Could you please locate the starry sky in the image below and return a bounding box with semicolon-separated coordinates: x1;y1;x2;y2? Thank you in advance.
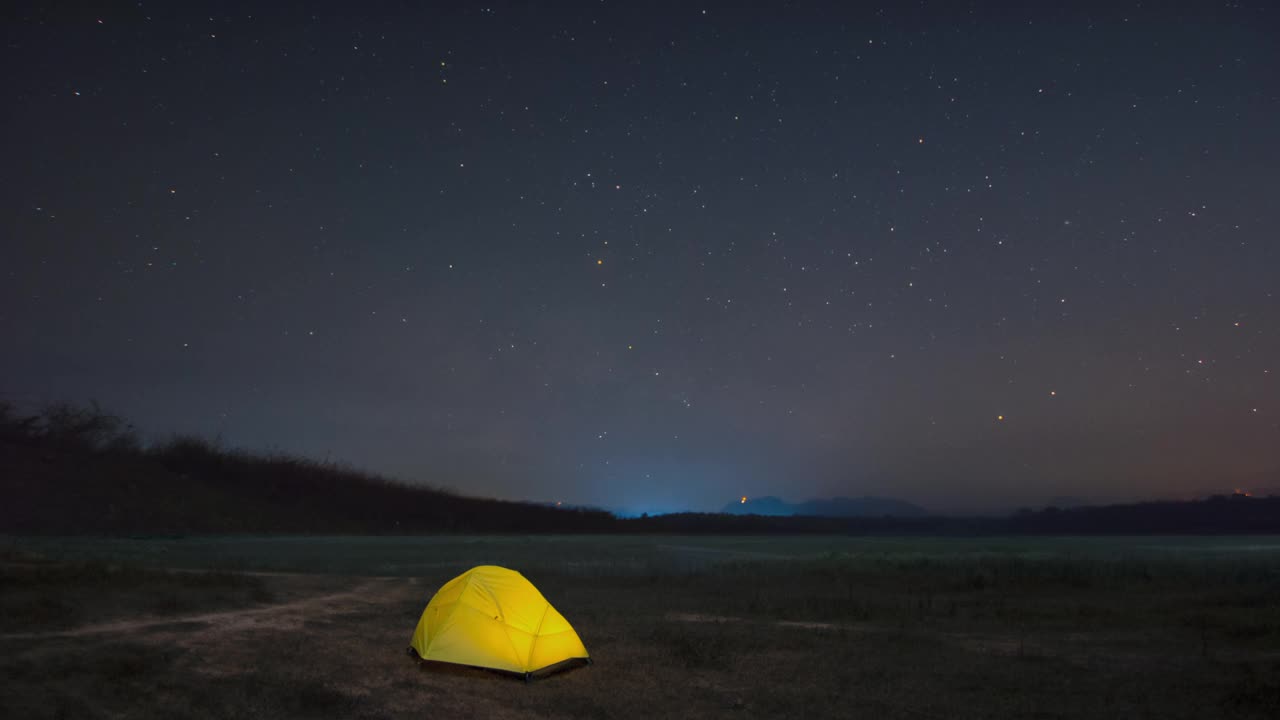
3;2;1278;514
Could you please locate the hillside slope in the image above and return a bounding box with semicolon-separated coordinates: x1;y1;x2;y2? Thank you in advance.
0;404;613;535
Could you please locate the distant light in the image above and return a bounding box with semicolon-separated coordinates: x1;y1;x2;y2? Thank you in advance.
740;496;747;504
997;415;1005;421
1049;390;1056;396
596;259;603;265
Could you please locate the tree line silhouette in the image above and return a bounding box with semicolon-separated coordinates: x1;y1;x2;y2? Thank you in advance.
3;402;1276;535
0;402;613;535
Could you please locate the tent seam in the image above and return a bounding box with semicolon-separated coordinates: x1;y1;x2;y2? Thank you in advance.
473;570;528;670
528;602;551;669
494;607;524;671
424;573;475;656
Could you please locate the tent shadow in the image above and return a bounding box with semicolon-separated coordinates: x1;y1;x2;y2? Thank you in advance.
408;650;591;684
528;656;592;682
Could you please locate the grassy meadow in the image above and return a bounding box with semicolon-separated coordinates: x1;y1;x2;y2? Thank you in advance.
2;535;1279;719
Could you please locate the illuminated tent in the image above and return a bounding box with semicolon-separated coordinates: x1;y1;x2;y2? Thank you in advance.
408;565;590;678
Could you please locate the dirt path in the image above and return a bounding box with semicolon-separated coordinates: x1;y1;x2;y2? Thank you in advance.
1;578;404;641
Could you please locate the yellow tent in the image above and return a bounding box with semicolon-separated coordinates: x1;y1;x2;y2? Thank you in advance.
408;565;590;678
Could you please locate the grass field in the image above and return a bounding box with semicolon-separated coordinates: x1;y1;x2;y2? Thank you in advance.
2;535;1279;718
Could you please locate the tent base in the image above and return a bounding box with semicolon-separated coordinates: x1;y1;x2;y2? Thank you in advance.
406;650;591;683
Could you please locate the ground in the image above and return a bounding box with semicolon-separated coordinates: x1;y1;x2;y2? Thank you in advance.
2;535;1279;719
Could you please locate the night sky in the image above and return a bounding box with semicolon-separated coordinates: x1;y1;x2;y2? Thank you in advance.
3;2;1278;514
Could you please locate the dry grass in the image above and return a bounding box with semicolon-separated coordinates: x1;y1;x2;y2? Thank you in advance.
0;548;275;633
1;537;1279;719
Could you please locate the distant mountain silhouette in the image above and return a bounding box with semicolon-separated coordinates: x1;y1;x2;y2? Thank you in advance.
1043;496;1091;509
722;495;927;518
